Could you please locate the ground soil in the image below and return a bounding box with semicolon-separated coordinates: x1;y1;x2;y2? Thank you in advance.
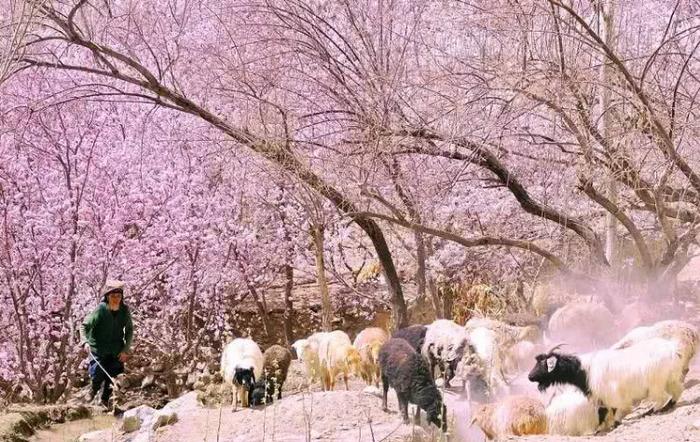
73;361;700;442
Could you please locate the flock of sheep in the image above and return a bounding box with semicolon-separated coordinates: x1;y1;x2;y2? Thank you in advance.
218;299;699;440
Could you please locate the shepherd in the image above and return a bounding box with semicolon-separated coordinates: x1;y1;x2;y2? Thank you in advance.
80;279;134;408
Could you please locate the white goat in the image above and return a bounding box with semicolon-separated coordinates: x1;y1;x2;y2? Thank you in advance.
528;338;685;429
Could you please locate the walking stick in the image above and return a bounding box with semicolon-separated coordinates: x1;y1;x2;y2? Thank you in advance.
88;351;120;392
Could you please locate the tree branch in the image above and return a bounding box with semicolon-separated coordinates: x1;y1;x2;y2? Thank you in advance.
577;178;653;269
348;210;577;275
388;129;609;266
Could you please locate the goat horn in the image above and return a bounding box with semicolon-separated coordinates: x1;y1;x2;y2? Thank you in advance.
547;343;567;354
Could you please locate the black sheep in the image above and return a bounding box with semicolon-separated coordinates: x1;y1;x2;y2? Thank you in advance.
249;345;292;406
392;325;427;353
379;338;447;431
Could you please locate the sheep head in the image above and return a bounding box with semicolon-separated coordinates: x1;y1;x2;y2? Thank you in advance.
346;346;363;376
425;392;448;432
249;379;271;407
527;346;589;395
470;403;496;439
233;367;256;390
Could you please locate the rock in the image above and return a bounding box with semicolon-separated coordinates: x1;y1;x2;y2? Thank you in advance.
152;409;178;430
141;375;155;389
131;431;152;442
152;362;166;372
120;405;155;433
78;429;110;441
163;392;199;413
689;419;700;431
186;372;198;389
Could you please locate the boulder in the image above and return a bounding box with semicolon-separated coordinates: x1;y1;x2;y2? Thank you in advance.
120;405;155;433
151;409;178;430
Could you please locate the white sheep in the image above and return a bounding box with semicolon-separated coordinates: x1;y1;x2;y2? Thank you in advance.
317;330;362;390
611;319;699;379
220;338;264;410
291;332;326;386
353;327;389;387
545;386;599;436
422;319;472;387
528;338;686;429
546;301;617;351
465;317;540;377
462;326;510;398
470;395;547;439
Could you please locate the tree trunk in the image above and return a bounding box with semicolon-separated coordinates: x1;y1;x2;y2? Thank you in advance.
415;231;427;301
427;277;443;319
312;224;333;332
441;285;455;320
283;263;294;346
231;244;272;336
600;0;618;266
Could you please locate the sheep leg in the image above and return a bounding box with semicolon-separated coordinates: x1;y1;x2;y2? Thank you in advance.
397;392;410;424
414;405;421;425
612;407;629;427
648;383;673;414
329;368;336;391
232;385;238;412
241;385;249;408
321;367;329;391
343;372;349;390
381;375;390;412
658;399;676;413
277;381;283;400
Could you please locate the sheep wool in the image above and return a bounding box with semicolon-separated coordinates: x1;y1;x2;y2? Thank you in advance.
392;325;427;353
422;319;471;387
471;395;547;440
546;386;599;436
379;338;447;431
611;320;699;378
353;327;389;386
317;330;361;391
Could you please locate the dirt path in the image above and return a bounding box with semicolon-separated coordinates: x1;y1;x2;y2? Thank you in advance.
149;383;447;442
30;414;115;442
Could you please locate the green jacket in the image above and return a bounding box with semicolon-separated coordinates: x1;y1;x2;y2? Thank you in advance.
81;302;134;357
